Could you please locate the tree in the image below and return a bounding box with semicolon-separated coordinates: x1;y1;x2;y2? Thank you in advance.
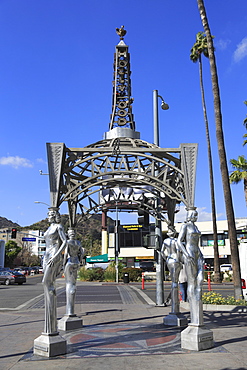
81;234;101;257
241;101;247;145
4;240;21;267
190;31;221;282
230;102;247;205
16;240;41;267
230;156;247;205
197;0;242;299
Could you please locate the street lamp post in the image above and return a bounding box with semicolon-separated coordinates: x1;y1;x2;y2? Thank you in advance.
34;201;50;207
153;89;169;306
115;202;119;283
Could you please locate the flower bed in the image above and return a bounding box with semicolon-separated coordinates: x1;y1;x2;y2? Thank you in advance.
202;291;246;306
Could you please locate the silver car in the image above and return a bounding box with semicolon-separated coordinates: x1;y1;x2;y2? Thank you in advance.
0;271;15;285
220;264;232;272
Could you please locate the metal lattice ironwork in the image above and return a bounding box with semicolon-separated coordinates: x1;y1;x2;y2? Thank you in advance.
47;139;197;227
46;27;198;227
109;38;135;131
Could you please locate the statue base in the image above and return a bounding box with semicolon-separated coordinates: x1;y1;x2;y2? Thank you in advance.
33;332;67;357
58;314;83;331
181;324;214;351
163;312;188;327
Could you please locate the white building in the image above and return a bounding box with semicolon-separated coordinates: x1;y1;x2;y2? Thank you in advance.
107;218;247;268
0;228;46;261
25;230;46;260
183;218;247;266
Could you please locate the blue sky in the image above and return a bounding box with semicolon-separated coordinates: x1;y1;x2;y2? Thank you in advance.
0;0;246;227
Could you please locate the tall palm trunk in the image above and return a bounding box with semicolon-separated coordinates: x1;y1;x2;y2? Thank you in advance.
198;54;221;282
244;177;247;206
197;0;242;298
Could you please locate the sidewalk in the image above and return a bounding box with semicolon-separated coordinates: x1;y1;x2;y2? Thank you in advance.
0;281;247;370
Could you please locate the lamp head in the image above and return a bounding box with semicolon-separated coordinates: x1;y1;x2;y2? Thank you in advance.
161;101;169;110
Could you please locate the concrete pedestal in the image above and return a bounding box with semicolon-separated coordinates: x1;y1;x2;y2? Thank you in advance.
58;314;83;331
163;313;188;327
181;324;214;351
33;332;67;357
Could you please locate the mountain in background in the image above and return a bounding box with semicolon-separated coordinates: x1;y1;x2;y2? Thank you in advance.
0;213;115;241
0;216;20;229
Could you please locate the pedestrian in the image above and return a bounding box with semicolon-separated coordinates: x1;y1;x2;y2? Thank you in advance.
179;264;188;302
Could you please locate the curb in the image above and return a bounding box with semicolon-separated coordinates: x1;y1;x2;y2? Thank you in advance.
180;301;247;312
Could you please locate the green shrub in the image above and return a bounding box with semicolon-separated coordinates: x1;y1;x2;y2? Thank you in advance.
223;271;233;282
202;291;246;305
104;263;117;282
77;266;89;281
204;271;225;282
122;267;142;282
77;266;104;281
103;261;125;282
87;267;104;281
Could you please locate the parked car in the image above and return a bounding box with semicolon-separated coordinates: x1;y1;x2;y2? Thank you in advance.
30;266;40;275
0;267;12;272
38;267;43;274
20;267;32;275
0;271;15;285
140;261;156;272
220;264;232;272
10;271;26;284
13;268;27;275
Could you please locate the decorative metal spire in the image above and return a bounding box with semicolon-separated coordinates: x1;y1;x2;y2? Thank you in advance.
109;27;135;131
116;25;127;40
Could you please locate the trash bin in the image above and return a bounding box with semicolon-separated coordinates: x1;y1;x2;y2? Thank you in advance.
123;272;129;284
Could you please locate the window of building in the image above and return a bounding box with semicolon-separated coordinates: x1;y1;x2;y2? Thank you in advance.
236;230;247;240
201;233;226;247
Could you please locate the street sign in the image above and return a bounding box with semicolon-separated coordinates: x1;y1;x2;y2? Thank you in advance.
22;237;36;242
86;254;108;263
122;224;143;231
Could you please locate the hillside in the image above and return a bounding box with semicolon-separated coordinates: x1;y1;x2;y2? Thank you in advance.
20;213;115;240
1;213;114;254
0;216;20;229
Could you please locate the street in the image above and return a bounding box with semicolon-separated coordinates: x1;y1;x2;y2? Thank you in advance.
137;282;235;304
0;274;44;310
0;274;235;310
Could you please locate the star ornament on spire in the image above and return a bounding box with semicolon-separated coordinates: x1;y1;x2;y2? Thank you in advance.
116;25;127;40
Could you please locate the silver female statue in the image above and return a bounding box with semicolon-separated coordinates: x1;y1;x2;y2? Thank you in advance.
64;228;84;316
161;226;182;313
42;208;67;334
177;208;204;326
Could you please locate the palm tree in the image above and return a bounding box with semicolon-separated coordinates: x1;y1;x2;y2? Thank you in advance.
197;0;243;299
244;101;247;128
242;101;247;145
190;32;221;283
230;156;247;206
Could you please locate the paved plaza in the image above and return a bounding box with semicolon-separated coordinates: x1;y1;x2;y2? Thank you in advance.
0;280;247;369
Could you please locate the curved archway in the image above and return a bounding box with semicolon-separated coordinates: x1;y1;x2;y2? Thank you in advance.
46;139;197;227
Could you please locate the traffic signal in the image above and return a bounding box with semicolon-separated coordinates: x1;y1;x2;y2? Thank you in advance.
11;228;17;239
138;210;149;228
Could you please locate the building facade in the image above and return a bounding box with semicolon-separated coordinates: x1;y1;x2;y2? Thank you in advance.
0;228;46;262
107;218;247;268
